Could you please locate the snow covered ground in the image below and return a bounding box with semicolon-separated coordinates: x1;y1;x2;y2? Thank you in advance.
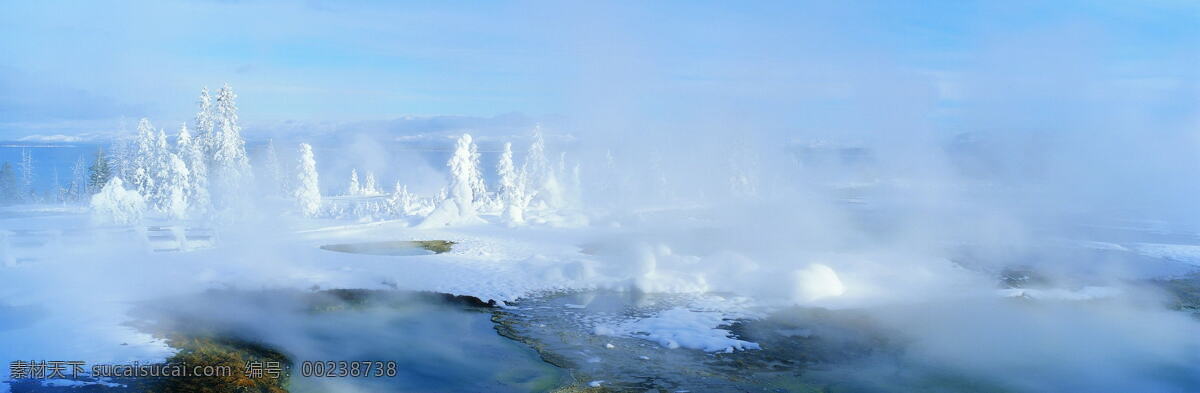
3;185;1200;392
3;0;1199;390
0;204;710;385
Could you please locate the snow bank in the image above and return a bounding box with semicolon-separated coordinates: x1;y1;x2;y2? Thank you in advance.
594;307;760;353
89;178;145;225
418;199;486;228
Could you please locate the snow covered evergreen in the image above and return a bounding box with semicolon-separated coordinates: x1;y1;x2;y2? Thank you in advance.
212;84;251;176
497;142;533;224
129;118;161;198
294;143;321;217
522;128;564;211
176;124;211;214
64;87;587;226
363;172;379;196
144;128;176;213
386;182;416;216
497;142;518;197
158;154;191;218
67;156;87;201
467;138;488;205
107;138;132;186
448;134;481;214
209;84;253;208
347;169;361;196
422;134;486;226
194;87;216;154
87;148;112;195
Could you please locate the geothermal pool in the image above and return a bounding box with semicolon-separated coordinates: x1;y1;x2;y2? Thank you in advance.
319;240;455;256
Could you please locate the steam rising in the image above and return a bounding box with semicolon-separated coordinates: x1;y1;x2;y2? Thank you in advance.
1;1;1198;391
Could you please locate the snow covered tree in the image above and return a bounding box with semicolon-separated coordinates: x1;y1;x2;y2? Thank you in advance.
447;133;481;215
363;172;379;196
129;118;161;198
212;84;250;173
123;120;192;216
497;142;533;224
107;138;133;184
67;156;87;201
176;124;210;214
347;169;361;196
87;148;112;194
421;134;485;227
293;143;321;217
90;177;145;225
18;149;33;201
497;142;518;196
467;139;487;204
385;181;401;215
209;84;253;207
194;87;216;155
523;128;549;183
152;129;175;211
156;128;170;156
146;127;174;213
158;153;190;218
387;181;418;216
522;128;563;210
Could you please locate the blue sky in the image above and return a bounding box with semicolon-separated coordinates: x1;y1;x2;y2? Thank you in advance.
0;0;1196;141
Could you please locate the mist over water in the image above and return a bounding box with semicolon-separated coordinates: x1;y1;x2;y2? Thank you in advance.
1;1;1198;392
130;290;563;393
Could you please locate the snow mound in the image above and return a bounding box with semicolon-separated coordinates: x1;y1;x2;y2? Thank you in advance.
594;307;760;353
89;178;145;225
418;200;486;228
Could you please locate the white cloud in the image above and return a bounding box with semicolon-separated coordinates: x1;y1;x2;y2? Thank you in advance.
17;134;84;143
